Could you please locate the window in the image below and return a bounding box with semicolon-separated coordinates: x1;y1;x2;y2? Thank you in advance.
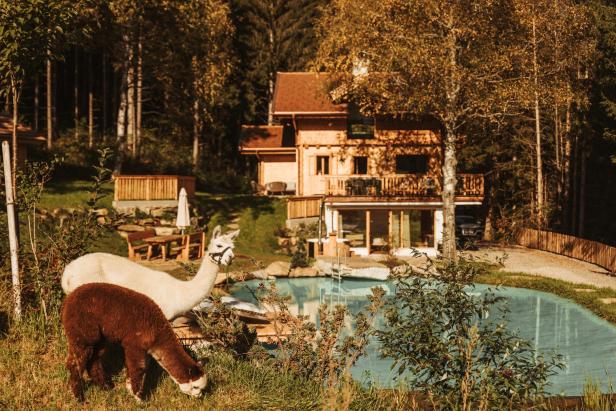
395;155;429;174
316;156;330;175
347;105;374;139
353;156;368;174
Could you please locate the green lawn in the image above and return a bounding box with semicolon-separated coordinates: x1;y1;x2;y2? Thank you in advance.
40;179;114;210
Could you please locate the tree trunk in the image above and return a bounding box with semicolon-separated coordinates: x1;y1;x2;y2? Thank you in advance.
442;122;458;260
88;53;94;148
102;51;107;136
10;76;19;190
115;36;130;174
267;26;274;125
33;73;39;131
532;16;544;227
571;133;579;231
578;143;586;237
193;97;200;169
74;47;79;140
46;58;52;149
136;29;143;157
127;36;136;157
562;97;572;229
554;103;561;212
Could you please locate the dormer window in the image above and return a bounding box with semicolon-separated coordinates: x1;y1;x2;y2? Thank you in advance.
347;104;374;139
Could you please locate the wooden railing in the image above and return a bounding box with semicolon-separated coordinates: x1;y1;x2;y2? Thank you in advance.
287;196;322;219
114;175;196;201
324;174;483;197
514;228;616;273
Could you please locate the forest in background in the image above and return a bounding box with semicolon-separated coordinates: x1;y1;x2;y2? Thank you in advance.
0;0;615;245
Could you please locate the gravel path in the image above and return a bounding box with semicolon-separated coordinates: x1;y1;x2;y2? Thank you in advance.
467;245;615;289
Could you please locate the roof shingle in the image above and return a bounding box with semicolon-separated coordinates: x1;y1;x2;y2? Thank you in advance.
272;72;347;115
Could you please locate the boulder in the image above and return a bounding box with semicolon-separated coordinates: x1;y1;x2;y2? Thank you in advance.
93;208;109;216
263;261;291;277
151;208;165;218
250;269;270;280
289;266;319;277
117;224;146;232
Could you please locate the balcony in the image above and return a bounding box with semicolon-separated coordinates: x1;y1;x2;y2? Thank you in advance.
324;174;483;198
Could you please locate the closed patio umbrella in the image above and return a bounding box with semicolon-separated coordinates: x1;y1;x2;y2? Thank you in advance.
176;188;191;233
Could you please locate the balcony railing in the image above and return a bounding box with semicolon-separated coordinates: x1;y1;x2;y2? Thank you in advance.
324;174;483;197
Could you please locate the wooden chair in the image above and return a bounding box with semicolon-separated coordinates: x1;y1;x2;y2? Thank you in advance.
174;231;206;261
126;229;156;260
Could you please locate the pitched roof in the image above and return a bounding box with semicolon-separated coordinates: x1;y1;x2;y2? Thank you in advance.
0;113;46;145
240;125;288;149
272;72;347;115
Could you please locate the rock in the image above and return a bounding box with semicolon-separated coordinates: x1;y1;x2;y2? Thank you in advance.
139;218;156;225
117;224;145;232
151;208;165;218
154;226;178;236
160;218;174;226
250;269;270;280
277;237;290;247
94;208;109;216
289;266;319;277
117;231;129;239
263;261;291;277
96;216;107;225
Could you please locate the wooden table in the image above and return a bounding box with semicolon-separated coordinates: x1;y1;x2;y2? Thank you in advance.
143;234;183;261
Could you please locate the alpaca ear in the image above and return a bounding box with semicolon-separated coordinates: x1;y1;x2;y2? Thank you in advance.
212;225;222;239
227;229;240;241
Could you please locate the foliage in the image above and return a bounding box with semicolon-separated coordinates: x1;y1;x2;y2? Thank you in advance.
251;282;384;390
378;258;563;409
2;149;114;329
290;236;309;268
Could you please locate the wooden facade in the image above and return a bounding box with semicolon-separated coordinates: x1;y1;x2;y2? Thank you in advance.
114;175;196;201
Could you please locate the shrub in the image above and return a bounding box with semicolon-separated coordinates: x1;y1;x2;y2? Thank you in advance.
377;257;563;410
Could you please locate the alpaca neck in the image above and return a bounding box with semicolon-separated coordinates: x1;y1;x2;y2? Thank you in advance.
150;337;199;384
176;253;220;310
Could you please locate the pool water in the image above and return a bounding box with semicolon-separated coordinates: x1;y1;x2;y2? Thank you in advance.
230;277;616;395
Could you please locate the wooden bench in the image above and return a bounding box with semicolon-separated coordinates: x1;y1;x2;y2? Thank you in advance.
172;231;206;261
126;229;156;260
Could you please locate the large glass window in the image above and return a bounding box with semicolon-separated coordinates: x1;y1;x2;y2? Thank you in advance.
392;209;434;248
395;155;429;174
316;156;330;175
339;210;366;247
353;156;368;174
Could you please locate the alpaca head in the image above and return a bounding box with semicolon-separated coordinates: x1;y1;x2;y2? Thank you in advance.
177;365;207;398
206;225;239;266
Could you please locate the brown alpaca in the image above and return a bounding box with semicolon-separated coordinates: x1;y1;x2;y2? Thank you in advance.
61;283;206;402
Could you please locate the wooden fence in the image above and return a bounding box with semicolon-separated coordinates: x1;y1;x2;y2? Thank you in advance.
287;196;322;219
114;175;196;201
514;228;616;273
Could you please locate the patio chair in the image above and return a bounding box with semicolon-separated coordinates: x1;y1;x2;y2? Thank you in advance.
173;231;206;260
265;181;287;195
250;180;266;195
126;229;156;260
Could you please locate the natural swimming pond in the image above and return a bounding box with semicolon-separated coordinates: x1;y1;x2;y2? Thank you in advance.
230;277;616;395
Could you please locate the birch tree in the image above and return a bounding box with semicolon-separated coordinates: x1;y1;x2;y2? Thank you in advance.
317;0;517;260
179;0;234;169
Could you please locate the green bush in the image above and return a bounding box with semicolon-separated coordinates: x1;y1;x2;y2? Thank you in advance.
377;258;563;410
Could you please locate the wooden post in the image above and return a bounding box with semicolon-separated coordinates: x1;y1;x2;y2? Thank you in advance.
2;141;21;320
366;210;371;254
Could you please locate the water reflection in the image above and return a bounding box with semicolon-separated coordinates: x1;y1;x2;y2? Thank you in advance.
230;278;616;395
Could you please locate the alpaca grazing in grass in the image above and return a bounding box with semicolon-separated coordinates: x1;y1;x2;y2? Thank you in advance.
62;283;207;402
61;226;239;319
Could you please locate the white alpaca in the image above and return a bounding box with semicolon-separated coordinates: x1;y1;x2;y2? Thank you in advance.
61;226;239;320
